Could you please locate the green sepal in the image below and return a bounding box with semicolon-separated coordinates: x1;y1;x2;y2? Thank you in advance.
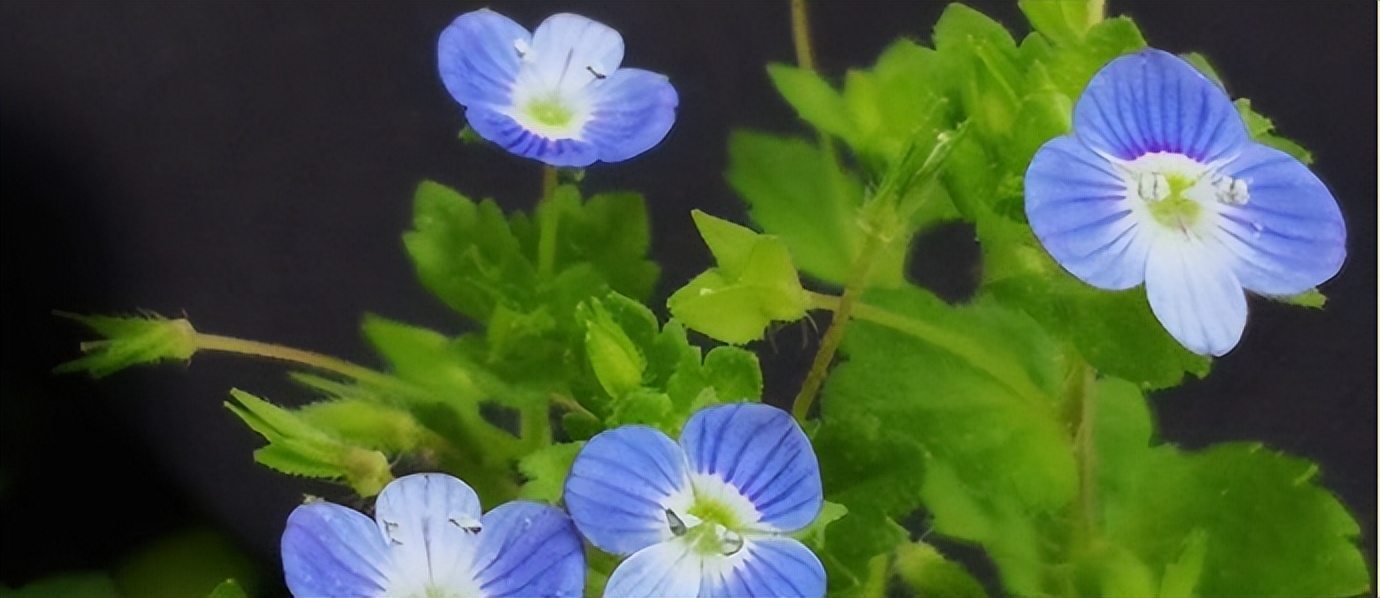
225;389;392;497
53;312;198;378
667;211;810;344
791;500;848;550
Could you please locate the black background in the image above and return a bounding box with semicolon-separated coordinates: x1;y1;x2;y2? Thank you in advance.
1;1;1374;596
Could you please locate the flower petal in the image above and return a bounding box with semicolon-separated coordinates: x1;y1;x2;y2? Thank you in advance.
1025;135;1153;290
583;68;678;163
466;104;600;167
1074;49;1247;162
1145;235;1248;356
437;9;530;109
603;539;702;598
527;13;625;96
680;403;822;533
702;537;826;598
373;473;483;594
1211;144;1347;296
281;501;391;598
469;501;585;598
565;425;692;555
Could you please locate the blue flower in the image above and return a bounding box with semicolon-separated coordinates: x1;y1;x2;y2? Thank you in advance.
1025;49;1346;356
565;403;826;597
437;10;678;168
281;473;584;597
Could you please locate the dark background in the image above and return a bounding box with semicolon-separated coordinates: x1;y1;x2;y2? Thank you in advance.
1;1;1373;596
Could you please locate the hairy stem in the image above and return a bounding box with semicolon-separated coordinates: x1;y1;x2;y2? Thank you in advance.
791;233;885;423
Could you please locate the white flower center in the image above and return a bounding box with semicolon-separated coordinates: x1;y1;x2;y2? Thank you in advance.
662;473;766;557
1116;151;1251;237
505;37;599;141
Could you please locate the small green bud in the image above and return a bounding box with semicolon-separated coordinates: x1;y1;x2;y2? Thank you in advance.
578;298;647;399
54;312;199;378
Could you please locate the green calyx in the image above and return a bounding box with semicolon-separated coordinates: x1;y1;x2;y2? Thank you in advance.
1145;173;1202;230
523;97;575;128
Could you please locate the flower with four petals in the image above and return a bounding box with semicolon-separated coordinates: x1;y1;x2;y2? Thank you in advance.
281;473;585;597
1024;49;1346;356
565;403;827;597
438;9;679;167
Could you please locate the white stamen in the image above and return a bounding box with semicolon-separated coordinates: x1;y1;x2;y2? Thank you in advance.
514;38;532;60
448;516;483;534
1213;175;1250;206
666;509;688;536
383;519;402;545
1137;172;1170;202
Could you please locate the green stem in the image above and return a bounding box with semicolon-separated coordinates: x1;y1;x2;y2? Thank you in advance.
195;334;398;389
1069;360;1098;541
537;165;560;279
192;332;522;461
790;0;817;72
791;233;886;424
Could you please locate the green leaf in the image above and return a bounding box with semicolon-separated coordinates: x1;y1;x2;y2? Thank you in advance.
1019;0;1103;45
114;528;259;598
1104;443;1370;597
701;346;762;403
792;500;848;549
932;4;1022;141
667;211;810;344
815;286;1073;593
895;541;989;598
814;507;907;597
767;64;853;140
607;388;674;433
517;442;583;503
403;182;657;327
53;312;198;378
726;132;870;286
404;181;535;322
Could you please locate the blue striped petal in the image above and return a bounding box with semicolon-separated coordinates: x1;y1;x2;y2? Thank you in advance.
1025;135;1152;290
372;473;483;594
603;539;702;598
584;68;679;163
527;13;625;96
565;425;692;555
1212;144;1347;296
1074;49;1248;163
702;537;826;598
471;501;585;597
466;105;600;167
437;9;529;109
1145;236;1248;356
281;501;391;598
679;404;822;533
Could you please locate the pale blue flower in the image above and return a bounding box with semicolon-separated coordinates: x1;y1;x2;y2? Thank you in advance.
438;9;678;167
281;473;584;597
565;403;826;597
1025;49;1346;356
